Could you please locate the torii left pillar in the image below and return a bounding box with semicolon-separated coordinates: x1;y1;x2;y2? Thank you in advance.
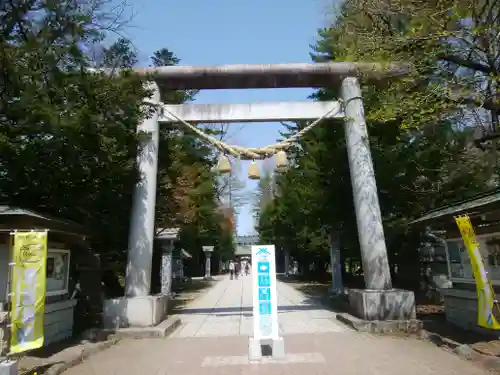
102;81;166;328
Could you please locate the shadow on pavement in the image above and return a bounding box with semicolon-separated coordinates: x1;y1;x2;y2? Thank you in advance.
170;278;216;313
277;274;349;312
179;304;327;315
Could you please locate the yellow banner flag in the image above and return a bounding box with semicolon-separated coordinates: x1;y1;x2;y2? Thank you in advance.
10;231;48;353
455;215;500;330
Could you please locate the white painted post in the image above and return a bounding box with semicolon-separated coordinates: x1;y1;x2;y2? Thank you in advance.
125;82;161;298
329;232;344;295
340;77;392;290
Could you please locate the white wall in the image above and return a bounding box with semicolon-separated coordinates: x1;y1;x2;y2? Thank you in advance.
44;299;77;345
447;233;500;282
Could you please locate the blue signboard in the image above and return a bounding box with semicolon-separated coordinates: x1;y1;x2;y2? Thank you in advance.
259;302;272;315
258;287;271;301
257;262;270;274
252;245;279;341
258;275;270;287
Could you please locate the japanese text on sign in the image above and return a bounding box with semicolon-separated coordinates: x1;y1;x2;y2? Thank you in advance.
251;245;279;340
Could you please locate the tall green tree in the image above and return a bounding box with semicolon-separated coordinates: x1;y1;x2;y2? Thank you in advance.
0;0;234;278
259;0;498;286
0;0;147;263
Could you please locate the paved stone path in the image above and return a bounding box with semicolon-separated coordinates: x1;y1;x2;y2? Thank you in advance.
170;273;348;337
63;275;490;375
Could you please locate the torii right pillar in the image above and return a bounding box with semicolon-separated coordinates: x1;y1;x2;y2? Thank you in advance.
340;77;417;330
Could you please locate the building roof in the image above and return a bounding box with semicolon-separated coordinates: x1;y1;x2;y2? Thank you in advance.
0;205;88;236
410;189;500;226
235;235;259;245
156;228;180;240
235;245;252;256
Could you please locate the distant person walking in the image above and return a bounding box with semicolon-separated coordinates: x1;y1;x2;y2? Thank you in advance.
229;261;235;280
245;262;250;276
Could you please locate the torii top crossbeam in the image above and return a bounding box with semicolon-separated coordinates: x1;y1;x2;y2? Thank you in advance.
133;62;409;90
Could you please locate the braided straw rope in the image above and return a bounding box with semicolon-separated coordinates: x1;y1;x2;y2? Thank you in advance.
161;101;343;160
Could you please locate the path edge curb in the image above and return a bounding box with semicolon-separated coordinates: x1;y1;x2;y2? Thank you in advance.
42;339;120;375
28;317;182;375
418;330;500;371
107;316;182;339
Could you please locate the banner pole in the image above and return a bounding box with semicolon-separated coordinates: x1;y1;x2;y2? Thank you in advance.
0;232;18;374
2;232;15;359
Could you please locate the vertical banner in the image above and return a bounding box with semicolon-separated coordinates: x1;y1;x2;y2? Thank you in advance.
10;231;48;353
251;245;279;340
455;215;500;330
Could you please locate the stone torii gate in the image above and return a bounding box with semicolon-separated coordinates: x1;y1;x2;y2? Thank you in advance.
103;62;417;329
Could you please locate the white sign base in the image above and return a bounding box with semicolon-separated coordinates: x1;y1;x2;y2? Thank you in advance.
248;337;285;361
248;244;285;360
0;359;18;375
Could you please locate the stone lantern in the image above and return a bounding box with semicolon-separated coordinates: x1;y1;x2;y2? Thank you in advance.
157;228;180;298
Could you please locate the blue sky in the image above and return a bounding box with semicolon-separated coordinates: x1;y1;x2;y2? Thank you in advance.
121;0;331;235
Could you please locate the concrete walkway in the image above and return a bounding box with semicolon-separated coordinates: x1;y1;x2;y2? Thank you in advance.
171;273;348;337
62;276;490;375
